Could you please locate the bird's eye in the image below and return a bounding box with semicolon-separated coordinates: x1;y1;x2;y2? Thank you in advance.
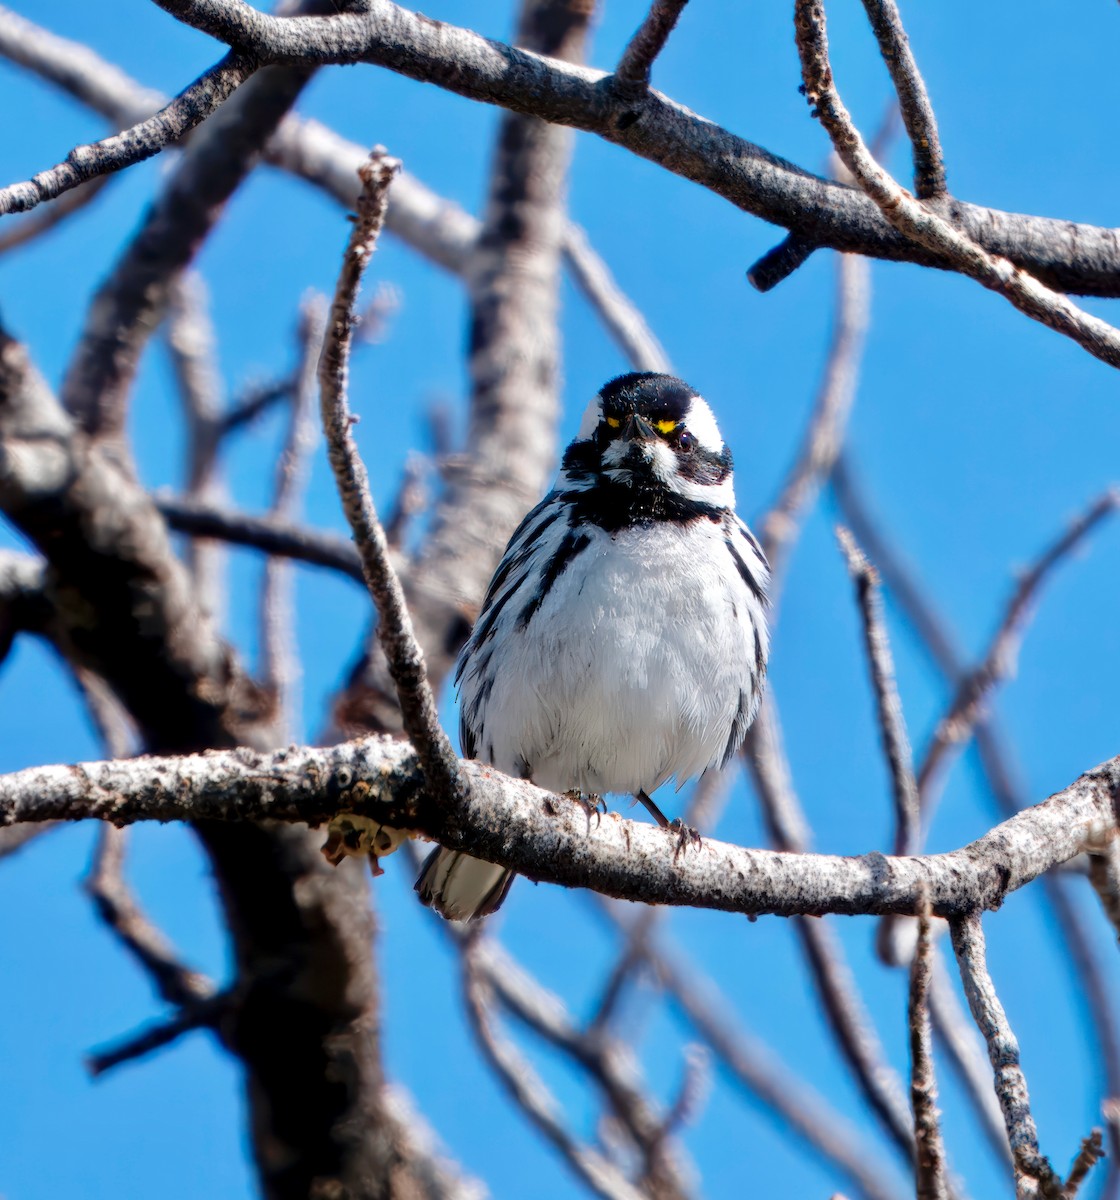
677;430;696;453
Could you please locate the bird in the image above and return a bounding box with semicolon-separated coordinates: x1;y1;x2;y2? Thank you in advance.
416;371;770;920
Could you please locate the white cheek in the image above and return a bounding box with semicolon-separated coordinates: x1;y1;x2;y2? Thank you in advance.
684;397;723;452
577;397;603;440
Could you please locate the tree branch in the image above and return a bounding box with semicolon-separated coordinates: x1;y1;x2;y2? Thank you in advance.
858;0;945;198
917;487;1119;805
9;1;1120;298
2;737;1117;919
614;0;688;91
319;149;462;807
948;912;1062;1196
909;904;949;1200
794;0;1120;370
0;52;256;216
156;495;367;583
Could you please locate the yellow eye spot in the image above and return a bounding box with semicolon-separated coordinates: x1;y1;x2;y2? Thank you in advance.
606;417;621;429
654;419;679;435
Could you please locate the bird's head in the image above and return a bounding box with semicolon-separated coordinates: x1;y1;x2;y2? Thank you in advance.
563;372;735;510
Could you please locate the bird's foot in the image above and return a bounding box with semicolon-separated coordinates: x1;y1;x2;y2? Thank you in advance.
668;817;702;860
564;790;606;827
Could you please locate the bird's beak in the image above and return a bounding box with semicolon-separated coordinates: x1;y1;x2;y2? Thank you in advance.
622;413;657;443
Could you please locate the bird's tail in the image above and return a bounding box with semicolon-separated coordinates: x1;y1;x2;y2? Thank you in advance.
415;847;515;921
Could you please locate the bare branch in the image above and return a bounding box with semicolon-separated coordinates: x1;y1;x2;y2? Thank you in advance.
563;223;672;373
857;0;945;198
1062;1130;1105;1199
615;0;689;91
909;904;949;1200
218;376;294;436
319;149;462;807
166;272;227;618
88;989;230;1077
461;942;647;1200
0;175;110;256
1088;836;1120;946
927;951;1011;1168
834;456;1120;1192
760;252;870;596
260;293;325;739
794;0;1120;370
332;0;590;737
59;39;325;439
156;495;366;583
917;488;1119;804
10;3;1120;301
948;912;1062;1196
466;935;693;1199
631;924;909;1200
5;737;1118;919
836;526;920;860
0;53;256;216
84;825;216;1008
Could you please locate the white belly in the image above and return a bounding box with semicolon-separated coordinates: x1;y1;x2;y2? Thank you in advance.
465;520;763;796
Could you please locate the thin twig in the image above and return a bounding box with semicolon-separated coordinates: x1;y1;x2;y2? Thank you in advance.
834;457;1120;1196
84;825;215;1010
87;990;230;1077
1063;1130;1105;1198
857;0;945;198
917;488;1119;805
1088;837;1120;946
0;53;256;216
260;293;326;740
219;376;295;436
167;272;227;618
471;935;693;1198
836;526;920;859
794;0;1120;370
563;223;671;373
318;149;461;803
759;251;870;600
627;919;909;1200
909;901;949;1200
928;950;1011;1167
461;943;647;1200
0;175;110;256
615;0;689;90
156;495;367;583
949;912;1062;1197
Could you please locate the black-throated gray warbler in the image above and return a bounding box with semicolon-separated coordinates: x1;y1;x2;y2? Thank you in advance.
416;372;770;920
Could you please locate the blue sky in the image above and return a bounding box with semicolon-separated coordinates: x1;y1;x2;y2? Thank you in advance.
1;1;1119;1198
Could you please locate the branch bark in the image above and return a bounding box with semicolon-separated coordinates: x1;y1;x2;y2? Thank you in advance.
8;1;1120;298
2;737;1117;920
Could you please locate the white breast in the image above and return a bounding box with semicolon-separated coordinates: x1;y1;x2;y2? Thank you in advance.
459;517;768;798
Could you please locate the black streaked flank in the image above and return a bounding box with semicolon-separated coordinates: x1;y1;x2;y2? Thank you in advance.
724;535;765;605
721;687;754;766
517;530;592;629
736;515;766;561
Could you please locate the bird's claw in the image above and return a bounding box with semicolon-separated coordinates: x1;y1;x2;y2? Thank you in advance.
669;818;702;860
565;790;606;828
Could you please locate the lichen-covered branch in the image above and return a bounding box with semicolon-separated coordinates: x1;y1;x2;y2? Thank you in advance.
1;736;1117;919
